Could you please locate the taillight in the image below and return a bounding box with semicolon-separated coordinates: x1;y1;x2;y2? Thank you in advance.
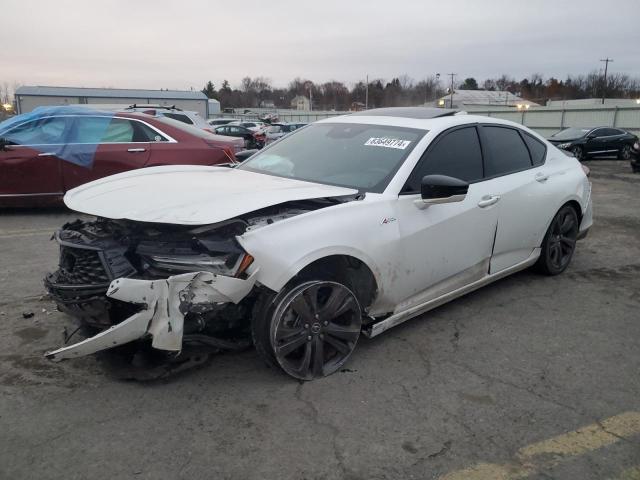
581;164;590;177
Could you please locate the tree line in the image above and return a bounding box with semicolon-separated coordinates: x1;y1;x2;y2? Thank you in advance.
202;72;640;110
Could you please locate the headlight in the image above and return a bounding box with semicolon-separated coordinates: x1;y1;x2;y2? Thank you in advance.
144;253;253;277
557;143;572;149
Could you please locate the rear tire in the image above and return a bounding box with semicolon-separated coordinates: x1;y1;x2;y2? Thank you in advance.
535;205;579;275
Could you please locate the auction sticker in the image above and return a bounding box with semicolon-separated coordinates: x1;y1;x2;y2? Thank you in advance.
364;138;411;149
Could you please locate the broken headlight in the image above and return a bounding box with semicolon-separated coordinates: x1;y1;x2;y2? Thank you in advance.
143;253;253;278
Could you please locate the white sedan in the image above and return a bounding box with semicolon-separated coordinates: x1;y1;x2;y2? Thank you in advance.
45;107;592;381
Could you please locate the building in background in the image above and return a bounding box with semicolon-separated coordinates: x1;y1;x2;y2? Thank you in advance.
15;86;209;117
435;90;538;110
290;95;311;111
207;98;221;116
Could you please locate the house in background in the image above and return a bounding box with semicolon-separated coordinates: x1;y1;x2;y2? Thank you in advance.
290;95;311;111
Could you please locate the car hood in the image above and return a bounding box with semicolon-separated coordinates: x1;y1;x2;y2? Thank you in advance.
63;165;358;225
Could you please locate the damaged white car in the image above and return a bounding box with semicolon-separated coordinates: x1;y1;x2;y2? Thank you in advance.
45;107;593;380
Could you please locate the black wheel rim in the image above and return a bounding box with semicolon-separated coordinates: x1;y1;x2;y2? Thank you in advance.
572;147;583;160
622;146;631;159
548;209;578;270
271;281;361;380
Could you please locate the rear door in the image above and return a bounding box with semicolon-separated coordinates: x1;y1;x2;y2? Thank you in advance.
478;125;552;273
62;116;151;190
0;116;69;197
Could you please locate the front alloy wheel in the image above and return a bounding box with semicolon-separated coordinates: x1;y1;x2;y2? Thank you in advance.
619;145;632;160
536;205;579;275
571;146;585;161
270;281;362;380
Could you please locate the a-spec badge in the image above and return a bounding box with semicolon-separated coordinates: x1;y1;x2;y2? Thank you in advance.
381;217;397;225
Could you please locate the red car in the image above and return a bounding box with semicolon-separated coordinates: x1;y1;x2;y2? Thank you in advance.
0;107;240;207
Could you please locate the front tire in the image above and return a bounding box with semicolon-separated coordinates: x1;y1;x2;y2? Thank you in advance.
252;280;362;380
571;146;585;161
535;205;579;275
619;144;632;160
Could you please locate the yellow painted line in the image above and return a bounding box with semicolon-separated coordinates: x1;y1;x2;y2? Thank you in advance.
439;412;640;480
518;411;640;460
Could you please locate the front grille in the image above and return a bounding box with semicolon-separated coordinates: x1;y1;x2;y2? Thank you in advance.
57;246;110;285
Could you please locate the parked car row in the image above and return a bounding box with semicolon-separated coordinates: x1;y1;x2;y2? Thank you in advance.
0;106;241;207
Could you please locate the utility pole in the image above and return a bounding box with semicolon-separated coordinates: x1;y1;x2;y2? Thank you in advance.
448;73;456;108
600;58;613;105
365;74;369;110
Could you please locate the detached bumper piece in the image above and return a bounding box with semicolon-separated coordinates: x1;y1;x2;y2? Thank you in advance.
45;270;258;361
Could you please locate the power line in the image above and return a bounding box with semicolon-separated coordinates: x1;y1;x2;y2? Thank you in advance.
447;73;456;108
600;58;613;105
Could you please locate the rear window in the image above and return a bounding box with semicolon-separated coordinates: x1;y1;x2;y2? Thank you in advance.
162;113;194;125
483;126;532;177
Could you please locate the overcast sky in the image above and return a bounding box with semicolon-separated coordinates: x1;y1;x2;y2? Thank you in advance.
2;0;638;91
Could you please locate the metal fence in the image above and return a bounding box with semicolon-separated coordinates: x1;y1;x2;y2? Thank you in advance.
212;106;640;138
466;106;640;137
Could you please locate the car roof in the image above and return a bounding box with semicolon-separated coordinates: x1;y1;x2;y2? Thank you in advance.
350;107;458;119
316;109;545;140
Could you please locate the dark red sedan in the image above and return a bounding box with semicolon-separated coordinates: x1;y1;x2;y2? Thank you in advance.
0;107;239;207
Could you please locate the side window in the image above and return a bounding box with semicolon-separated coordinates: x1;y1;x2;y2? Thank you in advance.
163;113;194;125
523;133;547;166
591;128;606;138
3;116;69;145
482;126;532;177
604;128;621;136
133;121;169;142
403;126;483;193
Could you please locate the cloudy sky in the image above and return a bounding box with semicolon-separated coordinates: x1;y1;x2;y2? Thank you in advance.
2;0;638;91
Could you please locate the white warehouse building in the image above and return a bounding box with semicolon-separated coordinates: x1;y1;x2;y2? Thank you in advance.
15;86;209;117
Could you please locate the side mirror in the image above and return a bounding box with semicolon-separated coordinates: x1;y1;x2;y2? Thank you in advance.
419;175;469;206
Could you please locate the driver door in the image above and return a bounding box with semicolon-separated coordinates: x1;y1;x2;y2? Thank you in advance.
391;126;499;313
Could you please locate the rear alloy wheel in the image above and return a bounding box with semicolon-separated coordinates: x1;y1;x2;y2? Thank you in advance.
535;205;579;275
619;144;632;160
269;281;362;381
571;146;585;161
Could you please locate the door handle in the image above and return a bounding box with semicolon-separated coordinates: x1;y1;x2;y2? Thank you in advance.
127;148;146;153
38;152;56;157
478;195;500;208
535;172;549;182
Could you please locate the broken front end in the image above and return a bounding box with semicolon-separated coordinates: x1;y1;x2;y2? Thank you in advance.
44;218;259;362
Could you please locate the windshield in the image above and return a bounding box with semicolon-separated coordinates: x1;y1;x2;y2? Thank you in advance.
551;127;591;140
238;123;426;192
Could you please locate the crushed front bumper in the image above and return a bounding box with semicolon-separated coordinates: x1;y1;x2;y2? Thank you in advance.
45;270;258;361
